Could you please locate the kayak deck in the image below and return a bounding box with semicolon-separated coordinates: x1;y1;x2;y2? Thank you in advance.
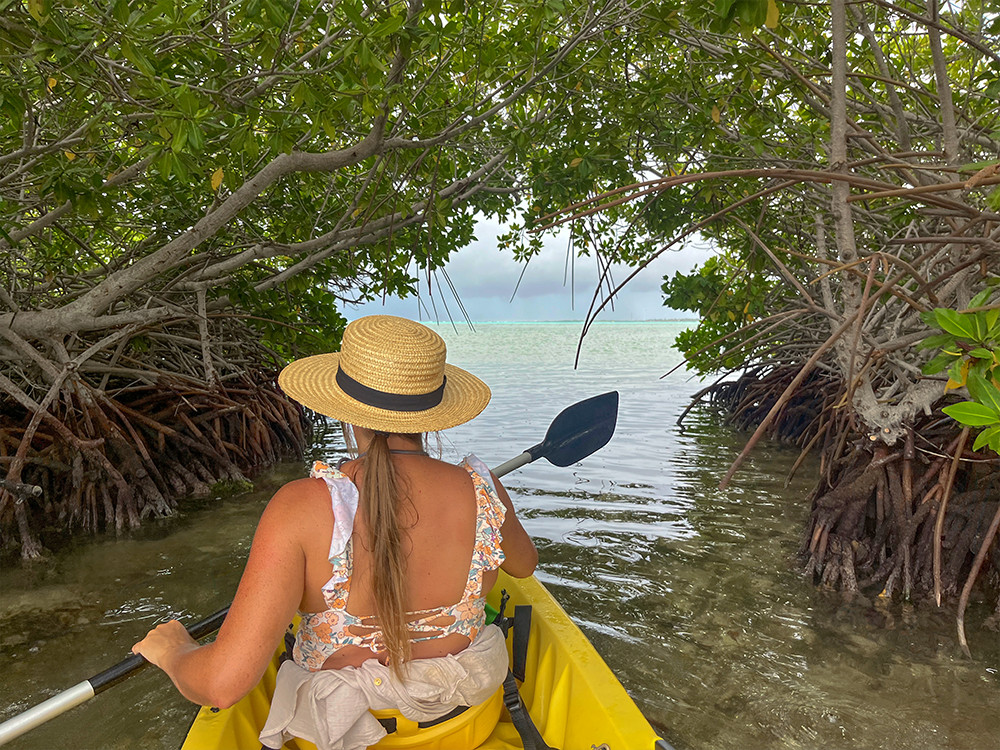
181;572;667;749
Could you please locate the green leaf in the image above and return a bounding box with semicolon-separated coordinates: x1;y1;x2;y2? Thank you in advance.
933;308;977;340
987;308;1000;334
27;0;49;22
122;41;156;76
290;80;307;108
157;150;173;178
948;358;966;386
245;133;259;161
263;0;288;27
968;347;995;360
715;0;737;16
172;152;190;181
988;432;1000;454
111;0;129;23
969;289;992;309
970;312;987;340
972;424;1000;452
372;13;405;38
341;0;366;30
958;159;1000;173
942;401;1000;427
187;123;204;152
736;0;767;25
171;121;189;153
976;424;1000;452
969;358;990;382
922;351;958;376
919;333;957;351
967;372;1000;413
989;186;1000;212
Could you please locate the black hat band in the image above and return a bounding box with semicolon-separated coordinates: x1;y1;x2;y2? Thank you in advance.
335;366;446;412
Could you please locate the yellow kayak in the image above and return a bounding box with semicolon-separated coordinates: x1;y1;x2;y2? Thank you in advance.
181;571;670;750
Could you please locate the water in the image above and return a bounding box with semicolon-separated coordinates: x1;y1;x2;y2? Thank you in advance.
2;321;1000;749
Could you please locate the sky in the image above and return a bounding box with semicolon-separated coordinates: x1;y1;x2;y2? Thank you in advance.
343;216;713;323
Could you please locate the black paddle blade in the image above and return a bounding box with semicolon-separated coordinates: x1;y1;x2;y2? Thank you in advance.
528;391;619;467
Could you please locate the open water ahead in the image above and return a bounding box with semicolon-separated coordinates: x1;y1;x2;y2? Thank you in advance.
2;322;1000;749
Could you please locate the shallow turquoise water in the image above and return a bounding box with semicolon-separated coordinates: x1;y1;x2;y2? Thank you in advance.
1;322;999;749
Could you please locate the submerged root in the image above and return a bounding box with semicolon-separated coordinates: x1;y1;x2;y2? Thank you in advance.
692;365;1000;645
0;372;309;559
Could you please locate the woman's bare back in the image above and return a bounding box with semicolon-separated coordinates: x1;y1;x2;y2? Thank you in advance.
297;454;500;669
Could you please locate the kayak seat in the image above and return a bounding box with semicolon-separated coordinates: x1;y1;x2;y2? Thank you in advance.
367;684;504;749
274;684;503;750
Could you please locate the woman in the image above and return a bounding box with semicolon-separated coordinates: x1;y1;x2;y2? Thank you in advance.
132;315;538;749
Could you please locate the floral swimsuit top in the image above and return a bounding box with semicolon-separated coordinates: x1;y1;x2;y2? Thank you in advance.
293;454;506;672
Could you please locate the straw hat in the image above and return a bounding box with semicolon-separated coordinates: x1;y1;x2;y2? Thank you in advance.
278;315;490;433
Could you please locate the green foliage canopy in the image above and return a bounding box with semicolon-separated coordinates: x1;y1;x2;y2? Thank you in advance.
527;0;1000;404
1;0;638;370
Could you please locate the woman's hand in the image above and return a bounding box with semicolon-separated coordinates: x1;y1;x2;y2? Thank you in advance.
132;620;198;669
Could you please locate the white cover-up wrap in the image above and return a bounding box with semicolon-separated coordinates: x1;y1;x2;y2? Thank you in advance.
259;625;508;750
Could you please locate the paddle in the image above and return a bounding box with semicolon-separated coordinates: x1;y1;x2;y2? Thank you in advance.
492;390;619;475
0;390;619;746
0;608;230;746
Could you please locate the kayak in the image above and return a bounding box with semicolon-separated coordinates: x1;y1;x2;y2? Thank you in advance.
180;570;671;750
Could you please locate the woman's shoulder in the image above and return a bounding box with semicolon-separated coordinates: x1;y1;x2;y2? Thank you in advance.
247;476;333;552
402;455;477;495
265;475;335;516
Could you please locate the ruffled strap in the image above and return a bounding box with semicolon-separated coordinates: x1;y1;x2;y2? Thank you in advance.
309;461;359;592
460;454;506;582
461;454;495;493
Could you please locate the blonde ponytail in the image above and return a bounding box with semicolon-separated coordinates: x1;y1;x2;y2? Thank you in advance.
359;431;423;675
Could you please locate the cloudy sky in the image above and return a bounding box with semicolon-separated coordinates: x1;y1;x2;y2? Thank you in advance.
344;217;713;323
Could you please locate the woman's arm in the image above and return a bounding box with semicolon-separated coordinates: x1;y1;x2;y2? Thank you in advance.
132;479;313;708
491;472;538;578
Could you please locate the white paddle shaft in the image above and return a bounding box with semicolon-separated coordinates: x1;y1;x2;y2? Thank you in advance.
0;681;94;745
